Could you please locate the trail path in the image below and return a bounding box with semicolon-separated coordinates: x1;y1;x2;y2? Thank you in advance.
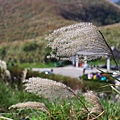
32;66;99;78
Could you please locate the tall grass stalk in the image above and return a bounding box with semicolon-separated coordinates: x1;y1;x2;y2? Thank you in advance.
110;85;120;94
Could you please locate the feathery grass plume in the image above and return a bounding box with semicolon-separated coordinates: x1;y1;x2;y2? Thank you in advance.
23;77;90;113
110;85;120;95
83;91;104;119
9;101;49;114
0;116;13;120
23;77;74;100
46;22;118;67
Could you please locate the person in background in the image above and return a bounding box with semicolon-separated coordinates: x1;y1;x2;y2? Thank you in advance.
88;73;93;79
96;72;101;79
83;61;88;75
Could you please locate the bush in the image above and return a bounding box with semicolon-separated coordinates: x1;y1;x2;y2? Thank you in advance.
6;66;24;89
81;73;113;93
39;72;82;90
23;42;39;52
0;81;41;109
26;69;41;79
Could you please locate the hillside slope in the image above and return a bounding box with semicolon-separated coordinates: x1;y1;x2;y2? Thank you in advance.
0;0;120;42
0;23;119;64
56;0;120;25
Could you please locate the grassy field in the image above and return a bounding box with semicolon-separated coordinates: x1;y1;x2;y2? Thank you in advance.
0;80;119;120
100;23;120;48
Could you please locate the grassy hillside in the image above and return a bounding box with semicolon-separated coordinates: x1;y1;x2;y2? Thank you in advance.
0;23;119;66
100;23;120;50
0;0;120;42
0;0;120;65
56;0;120;25
0;0;74;43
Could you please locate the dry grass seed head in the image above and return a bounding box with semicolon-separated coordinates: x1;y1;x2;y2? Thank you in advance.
23;77;74;101
83;91;104;115
9;101;49;114
46;22;114;62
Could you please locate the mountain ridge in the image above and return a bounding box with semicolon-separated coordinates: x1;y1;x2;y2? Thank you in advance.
0;0;120;43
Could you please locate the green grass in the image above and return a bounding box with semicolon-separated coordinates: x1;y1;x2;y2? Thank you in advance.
0;81;41;109
100;100;120;120
100;23;120;48
0;79;120;120
18;62;55;69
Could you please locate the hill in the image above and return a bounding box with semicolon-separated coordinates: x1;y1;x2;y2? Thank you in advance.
56;0;120;25
0;0;120;64
0;0;120;43
0;22;119;65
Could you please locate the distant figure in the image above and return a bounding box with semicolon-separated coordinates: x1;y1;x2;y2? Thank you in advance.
51;68;53;73
83;68;85;75
93;74;97;80
82;61;88;75
100;75;107;81
88;73;93;79
96;72;101;79
79;61;82;67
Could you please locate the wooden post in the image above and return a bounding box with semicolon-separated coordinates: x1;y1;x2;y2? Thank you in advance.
76;54;79;68
107;57;110;71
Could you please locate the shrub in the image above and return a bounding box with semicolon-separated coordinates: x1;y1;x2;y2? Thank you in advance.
0;81;41;109
26;69;41;79
23;42;39;52
39;72;82;90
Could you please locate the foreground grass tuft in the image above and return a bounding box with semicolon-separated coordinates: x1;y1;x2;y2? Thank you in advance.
0;80;120;120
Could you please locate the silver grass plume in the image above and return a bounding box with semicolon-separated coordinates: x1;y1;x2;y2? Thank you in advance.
23;77;90;113
46;22;118;67
83;91;104;118
23;77;74;100
0;116;13;120
9;101;49;114
23;77;105;118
